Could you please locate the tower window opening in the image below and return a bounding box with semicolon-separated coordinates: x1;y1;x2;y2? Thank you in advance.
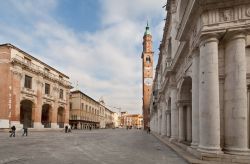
146;57;151;64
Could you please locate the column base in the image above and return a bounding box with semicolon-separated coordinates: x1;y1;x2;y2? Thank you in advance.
51;123;59;129
33;122;44;129
191;142;198;148
198;145;223;154
170;137;178;142
224;147;250;155
0;119;10;128
178;138;185;142
10;121;23;130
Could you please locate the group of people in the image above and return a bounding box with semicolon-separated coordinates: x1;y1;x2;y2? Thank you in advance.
9;126;28;137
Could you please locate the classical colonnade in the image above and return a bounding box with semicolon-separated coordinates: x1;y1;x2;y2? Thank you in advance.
150;32;250;155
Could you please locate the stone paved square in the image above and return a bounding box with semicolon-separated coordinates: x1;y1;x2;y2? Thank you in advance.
0;129;188;164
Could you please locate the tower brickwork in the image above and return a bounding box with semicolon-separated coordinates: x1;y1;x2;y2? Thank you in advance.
141;23;153;129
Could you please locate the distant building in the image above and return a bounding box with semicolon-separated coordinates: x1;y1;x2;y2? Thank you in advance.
99;99;114;128
112;112;119;128
0;43;72;129
120;113;143;129
69;90;115;129
69;90;100;129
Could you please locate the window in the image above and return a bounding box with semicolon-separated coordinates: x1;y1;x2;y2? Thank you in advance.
59;75;63;80
81;103;84;110
24;57;31;66
146;56;151;64
70;103;72;110
59;89;63;99
44;67;50;72
45;83;50;94
24;75;32;89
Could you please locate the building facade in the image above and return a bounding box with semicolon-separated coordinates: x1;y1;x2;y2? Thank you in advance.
141;23;154;130
69;90;100;129
120;113;143;129
69;90;115;129
0;43;71;129
99;100;114;129
150;0;250;162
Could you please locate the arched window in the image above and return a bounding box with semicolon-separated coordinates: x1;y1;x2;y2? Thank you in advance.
146;56;151;64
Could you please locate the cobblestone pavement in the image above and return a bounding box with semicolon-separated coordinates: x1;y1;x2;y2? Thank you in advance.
0;129;188;164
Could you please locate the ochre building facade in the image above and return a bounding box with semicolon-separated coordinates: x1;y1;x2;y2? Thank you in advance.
150;0;250;163
0;43;71;129
69;90;115;129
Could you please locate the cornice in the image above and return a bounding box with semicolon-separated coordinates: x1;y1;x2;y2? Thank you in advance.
170;42;186;71
176;0;197;41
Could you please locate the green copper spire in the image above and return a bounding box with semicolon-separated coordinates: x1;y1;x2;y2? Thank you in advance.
144;21;151;35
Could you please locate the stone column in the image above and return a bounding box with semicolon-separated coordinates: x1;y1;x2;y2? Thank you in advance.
191;49;199;147
34;79;43;128
178;105;185;142
153;114;156;132
155;114;157;132
51;104;59;128
187;105;192;142
161;105;167;136
158;108;161;134
166;112;171;137
170;88;178;140
224;33;249;154
198;35;221;153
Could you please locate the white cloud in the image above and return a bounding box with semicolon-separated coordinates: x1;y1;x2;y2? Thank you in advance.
0;0;166;114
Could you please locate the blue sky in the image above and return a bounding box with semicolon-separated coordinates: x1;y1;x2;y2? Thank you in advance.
0;0;166;114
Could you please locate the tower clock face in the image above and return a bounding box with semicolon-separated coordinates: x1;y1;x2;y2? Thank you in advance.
144;78;153;86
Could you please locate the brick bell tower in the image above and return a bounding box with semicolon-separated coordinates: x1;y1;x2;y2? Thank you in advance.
141;22;153;130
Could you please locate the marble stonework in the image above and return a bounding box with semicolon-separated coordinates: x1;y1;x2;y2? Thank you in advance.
150;0;250;163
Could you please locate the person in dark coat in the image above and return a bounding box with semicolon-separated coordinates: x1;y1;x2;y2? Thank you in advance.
65;125;68;133
22;127;28;136
147;127;151;134
9;125;16;137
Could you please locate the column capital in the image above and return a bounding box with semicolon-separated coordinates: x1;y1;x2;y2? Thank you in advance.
177;100;191;107
224;31;246;43
190;48;199;58
199;34;219;48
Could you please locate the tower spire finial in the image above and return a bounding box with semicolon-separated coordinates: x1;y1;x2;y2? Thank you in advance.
144;21;151;36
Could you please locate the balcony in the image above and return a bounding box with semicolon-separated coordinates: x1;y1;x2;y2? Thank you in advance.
43;94;55;101
58;98;66;104
21;87;36;97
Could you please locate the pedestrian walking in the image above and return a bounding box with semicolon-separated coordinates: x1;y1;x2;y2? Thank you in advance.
9;125;16;137
147;127;151;134
22;127;28;136
89;126;92;131
68;125;71;133
65;125;68;133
